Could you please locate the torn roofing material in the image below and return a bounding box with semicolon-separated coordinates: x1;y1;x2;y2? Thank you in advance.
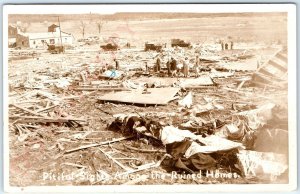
110;114;244;173
98;87;180;105
252;48;287;88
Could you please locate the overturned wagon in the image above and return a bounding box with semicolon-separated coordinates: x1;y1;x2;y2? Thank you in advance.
100;43;119;51
171;39;191;47
47;45;65;54
144;43;162;52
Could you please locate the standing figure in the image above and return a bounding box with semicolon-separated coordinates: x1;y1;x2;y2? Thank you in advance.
194;55;200;77
167;60;171;76
230;41;234;50
221;41;224;50
156;57;161;72
114;59;119;70
170;57;177;77
145;62;148;73
225;43;228;50
183;57;189;78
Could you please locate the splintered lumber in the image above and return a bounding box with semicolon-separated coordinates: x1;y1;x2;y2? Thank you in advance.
36;104;59;113
123;144;166;153
61;162;87;169
115;154;171;177
80;72;87;83
115;161;156;177
36;91;62;101
223;87;252;95
9;115;86;123
98;148;132;171
237;80;246;90
10;103;46;117
65;136;134;153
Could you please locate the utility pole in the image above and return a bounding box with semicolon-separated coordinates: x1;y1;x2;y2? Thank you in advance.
57;16;63;48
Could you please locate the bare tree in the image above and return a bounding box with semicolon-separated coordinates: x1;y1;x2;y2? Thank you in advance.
80;21;86;38
17;22;30;33
96;20;104;35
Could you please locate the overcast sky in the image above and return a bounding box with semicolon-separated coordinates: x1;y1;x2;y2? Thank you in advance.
3;4;294;14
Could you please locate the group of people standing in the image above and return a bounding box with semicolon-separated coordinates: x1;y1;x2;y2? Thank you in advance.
221;41;234;50
153;55;202;78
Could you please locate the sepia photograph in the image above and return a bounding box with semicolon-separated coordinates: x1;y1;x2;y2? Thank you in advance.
3;4;297;193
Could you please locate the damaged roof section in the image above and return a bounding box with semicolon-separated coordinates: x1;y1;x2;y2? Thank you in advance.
98;87;180;105
252;48;288;88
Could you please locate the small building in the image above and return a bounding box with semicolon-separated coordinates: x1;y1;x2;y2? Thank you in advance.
48;24;59;32
8;25;18;47
25;31;73;48
15;24;74;48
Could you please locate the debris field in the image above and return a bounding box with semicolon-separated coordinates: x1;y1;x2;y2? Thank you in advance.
8;38;288;186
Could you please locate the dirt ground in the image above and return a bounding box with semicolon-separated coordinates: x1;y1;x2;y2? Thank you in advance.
7;14;288;186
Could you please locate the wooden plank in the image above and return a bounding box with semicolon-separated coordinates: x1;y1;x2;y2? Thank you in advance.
179;76;214;87
269;59;287;72
36;104;59;113
184;86;216;89
123;144;166;153
98;87;180;105
115;154;170;177
11;104;46;117
115;162;156;177
275;52;288;63
98;148;132;171
36;91;61;101
74;87;130;91
9;115;86;123
65;136;134;153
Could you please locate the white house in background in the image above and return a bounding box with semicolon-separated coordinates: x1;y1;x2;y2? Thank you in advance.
16;24;74;48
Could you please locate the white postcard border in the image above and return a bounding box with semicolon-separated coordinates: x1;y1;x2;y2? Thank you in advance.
3;3;297;193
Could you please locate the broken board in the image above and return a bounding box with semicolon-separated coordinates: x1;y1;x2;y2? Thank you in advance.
131;76;214;88
179;75;214;87
98;87;180;105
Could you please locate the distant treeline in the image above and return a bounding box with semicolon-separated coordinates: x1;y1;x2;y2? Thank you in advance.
9;12;286;23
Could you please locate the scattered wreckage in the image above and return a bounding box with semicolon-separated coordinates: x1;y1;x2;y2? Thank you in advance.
8;40;288;186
